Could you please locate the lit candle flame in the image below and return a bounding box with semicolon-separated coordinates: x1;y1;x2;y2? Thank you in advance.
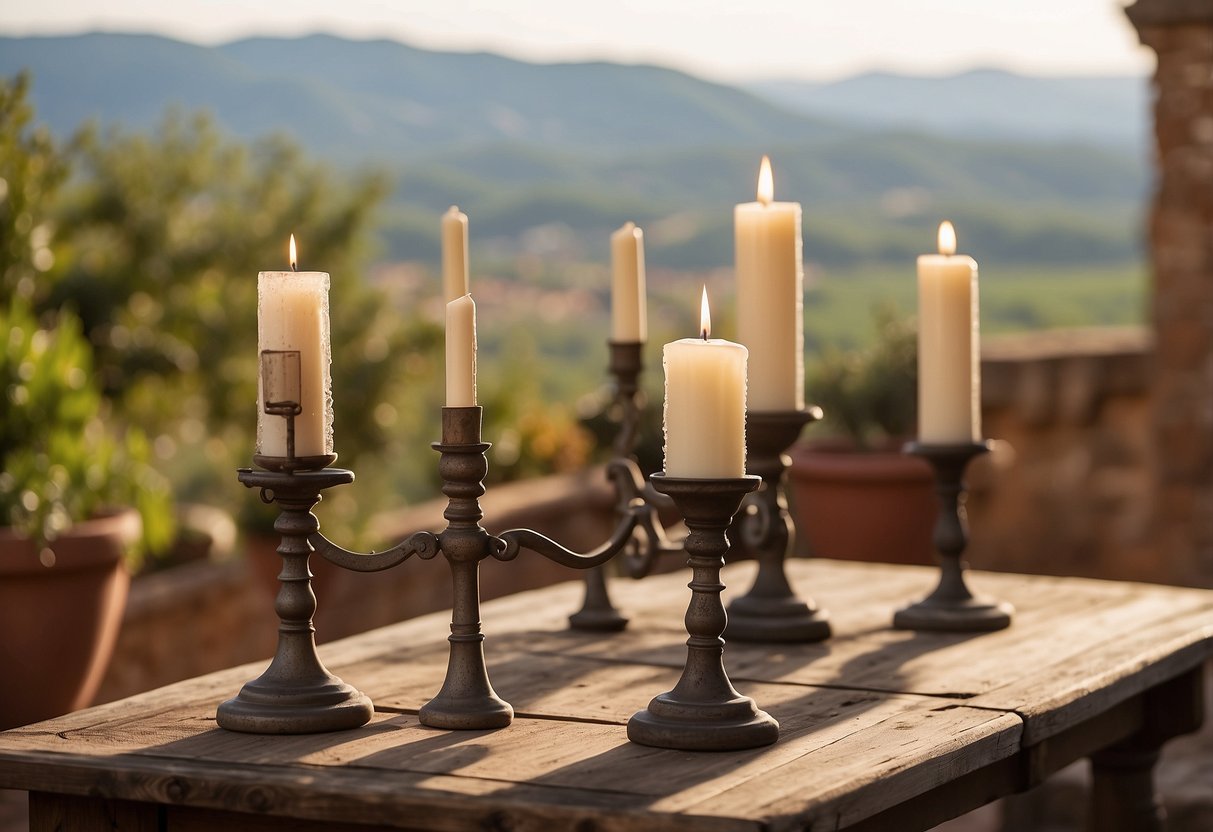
289;234;299;272
938;221;956;256
757;155;773;206
700;285;711;340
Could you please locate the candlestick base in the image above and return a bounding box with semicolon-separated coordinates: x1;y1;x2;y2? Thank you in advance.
627;691;779;752
568;565;630;632
628;474;778;751
725;408;831;644
217;678;374;735
893;442;1014;633
892;595;1014;632
219;465;373;734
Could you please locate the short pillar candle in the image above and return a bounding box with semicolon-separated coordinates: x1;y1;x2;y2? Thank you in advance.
663;288;747;478
256;235;332;458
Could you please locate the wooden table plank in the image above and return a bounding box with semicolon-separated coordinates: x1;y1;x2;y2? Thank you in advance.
0;682;1020;831
0;559;1210;832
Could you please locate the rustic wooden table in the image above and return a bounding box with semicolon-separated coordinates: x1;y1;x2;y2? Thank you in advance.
0;559;1209;832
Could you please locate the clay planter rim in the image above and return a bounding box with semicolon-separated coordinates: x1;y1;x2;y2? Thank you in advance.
788;437;932;484
0;507;142;573
0;506;140;730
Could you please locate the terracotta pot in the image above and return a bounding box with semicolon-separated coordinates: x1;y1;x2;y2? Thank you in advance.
787;439;936;564
0;508;140;729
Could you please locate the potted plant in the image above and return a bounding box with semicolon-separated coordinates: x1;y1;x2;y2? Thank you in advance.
0;300;173;729
789;305;936;564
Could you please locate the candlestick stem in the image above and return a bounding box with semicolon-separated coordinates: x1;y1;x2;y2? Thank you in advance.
218;465;372;734
419;407;513;729
725;408;831;643
628;473;778;751
569;341;643;631
893;441;1013;632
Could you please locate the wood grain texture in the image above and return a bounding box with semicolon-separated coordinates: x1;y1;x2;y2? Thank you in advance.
0;559;1209;832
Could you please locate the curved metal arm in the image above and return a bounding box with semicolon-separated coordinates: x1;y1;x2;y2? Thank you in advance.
603;457;685;578
735;488;775;553
309;530;440;573
494;500;648;569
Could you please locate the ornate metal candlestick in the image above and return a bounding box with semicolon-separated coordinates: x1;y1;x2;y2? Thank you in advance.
219;350;373;734
569;340;683;631
893;441;1014;632
725;408;831;643
628;473;780;751
311;406;654;730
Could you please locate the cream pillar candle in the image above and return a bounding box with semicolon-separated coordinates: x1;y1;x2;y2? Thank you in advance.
446;293;477;407
610;221;648;342
917;221;981;443
735;155;804;412
662;288;748;478
442;206;470;302
257;235;332;457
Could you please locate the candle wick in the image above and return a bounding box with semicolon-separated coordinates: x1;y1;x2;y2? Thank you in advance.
701;329;708;341
291;262;299;273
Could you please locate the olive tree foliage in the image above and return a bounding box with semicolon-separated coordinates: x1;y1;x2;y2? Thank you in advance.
2;73;442;544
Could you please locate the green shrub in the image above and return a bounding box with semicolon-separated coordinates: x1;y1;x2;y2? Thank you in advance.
809;303;917;448
0;300;173;566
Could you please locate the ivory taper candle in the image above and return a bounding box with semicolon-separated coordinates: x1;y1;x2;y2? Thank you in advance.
257;234;332;457
735;155;803;412
442;206;470;302
917;220;980;443
610;221;647;342
663;287;748;478
446;293;477;407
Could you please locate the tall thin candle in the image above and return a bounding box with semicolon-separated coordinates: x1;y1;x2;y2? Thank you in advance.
610;221;648;342
735;156;804;411
442;206;470;302
917;221;980;443
446;293;477;407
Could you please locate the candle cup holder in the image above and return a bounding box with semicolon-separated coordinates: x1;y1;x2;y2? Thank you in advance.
569;341;684;632
628;473;780;752
893;441;1014;632
725;408;831;643
310;406;657;730
218;459;374;734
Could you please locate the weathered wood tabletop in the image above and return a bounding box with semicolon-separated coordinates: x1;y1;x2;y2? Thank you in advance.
1;559;1210;832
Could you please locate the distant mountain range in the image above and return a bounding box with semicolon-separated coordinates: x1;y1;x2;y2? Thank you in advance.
0;32;840;161
0;32;1149;268
748;69;1148;151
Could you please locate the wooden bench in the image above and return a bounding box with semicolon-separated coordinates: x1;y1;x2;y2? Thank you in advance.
0;559;1209;831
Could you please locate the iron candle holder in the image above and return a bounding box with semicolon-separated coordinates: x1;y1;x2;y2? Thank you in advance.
568;340;683;632
725;408;831;643
893;441;1014;632
628;473;780;752
310;406;657;730
219;349;374;734
218;460;375;734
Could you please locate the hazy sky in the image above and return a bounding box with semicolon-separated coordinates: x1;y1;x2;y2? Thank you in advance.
0;1;1150;81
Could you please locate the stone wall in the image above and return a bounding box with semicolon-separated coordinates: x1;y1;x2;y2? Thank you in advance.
1128;0;1213;588
967;327;1166;584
